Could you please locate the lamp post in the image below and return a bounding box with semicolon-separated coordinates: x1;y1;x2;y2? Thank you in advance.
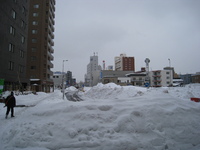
62;60;68;99
168;58;171;86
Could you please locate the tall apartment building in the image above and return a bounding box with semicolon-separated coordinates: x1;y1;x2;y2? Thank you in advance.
0;0;29;91
115;54;135;71
27;0;56;92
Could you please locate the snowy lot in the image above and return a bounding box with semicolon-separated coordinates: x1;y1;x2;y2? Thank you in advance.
0;83;200;150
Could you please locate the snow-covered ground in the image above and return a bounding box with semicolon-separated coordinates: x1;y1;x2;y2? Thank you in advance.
0;83;200;150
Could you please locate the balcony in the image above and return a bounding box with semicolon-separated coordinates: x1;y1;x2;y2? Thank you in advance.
48;42;54;53
48;38;54;46
48;61;53;68
47;69;53;75
153;75;161;77
48;51;54;61
153;80;162;82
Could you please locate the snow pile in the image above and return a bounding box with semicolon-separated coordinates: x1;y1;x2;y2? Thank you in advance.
167;83;200;100
0;83;200;150
84;83;147;99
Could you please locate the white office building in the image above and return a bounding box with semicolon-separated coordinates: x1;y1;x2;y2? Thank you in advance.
85;53;102;86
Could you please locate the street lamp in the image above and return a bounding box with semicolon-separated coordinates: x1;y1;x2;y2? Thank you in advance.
168;58;172;86
62;60;68;99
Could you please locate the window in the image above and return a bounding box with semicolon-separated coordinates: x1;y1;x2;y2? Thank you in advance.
32;39;37;43
21;35;25;43
10;26;15;35
166;72;169;74
22;6;25;14
31;66;36;69
19;65;24;73
21;20;26;29
9;43;14;52
20;50;24;58
11;10;16;19
166;77;170;79
33;4;39;8
33;12;39;17
31;47;36;52
32;21;38;25
32;30;38;34
9;61;14;70
31;56;36;61
30;75;37;78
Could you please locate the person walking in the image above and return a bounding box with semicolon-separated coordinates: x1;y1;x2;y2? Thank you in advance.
5;91;16;119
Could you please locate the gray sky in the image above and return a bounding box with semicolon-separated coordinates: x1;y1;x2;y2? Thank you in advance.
53;0;200;82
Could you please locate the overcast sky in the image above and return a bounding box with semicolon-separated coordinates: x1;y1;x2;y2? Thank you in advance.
53;0;200;82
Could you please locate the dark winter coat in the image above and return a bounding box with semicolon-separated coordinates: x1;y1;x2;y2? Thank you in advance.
5;95;16;107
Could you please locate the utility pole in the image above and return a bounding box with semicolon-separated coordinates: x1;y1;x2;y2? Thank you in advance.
62;60;68;99
168;58;172;86
145;58;150;87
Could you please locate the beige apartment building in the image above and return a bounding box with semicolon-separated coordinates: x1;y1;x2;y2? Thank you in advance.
26;0;56;92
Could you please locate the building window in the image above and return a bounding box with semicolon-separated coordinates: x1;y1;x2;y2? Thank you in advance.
19;65;24;73
31;47;37;52
22;6;25;14
21;20;26;29
20;50;24;58
10;26;15;35
31;66;36;69
11;9;16;19
31;75;37;78
32;30;38;34
31;56;36;61
9;61;14;70
9;43;14;52
32;21;38;25
33;12;39;17
33;4;39;8
21;35;25;43
166;72;169;74
32;38;37;43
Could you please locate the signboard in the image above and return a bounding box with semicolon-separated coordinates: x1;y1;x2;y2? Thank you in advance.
0;79;4;94
144;82;149;87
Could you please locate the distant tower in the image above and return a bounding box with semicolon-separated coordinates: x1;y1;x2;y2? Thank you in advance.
145;58;150;73
103;60;105;70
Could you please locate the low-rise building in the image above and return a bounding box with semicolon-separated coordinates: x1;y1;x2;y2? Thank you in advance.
192;72;200;83
126;72;146;86
149;70;173;87
179;74;192;84
101;70;133;85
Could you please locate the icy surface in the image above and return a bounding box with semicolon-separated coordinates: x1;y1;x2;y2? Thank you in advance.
0;83;200;150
